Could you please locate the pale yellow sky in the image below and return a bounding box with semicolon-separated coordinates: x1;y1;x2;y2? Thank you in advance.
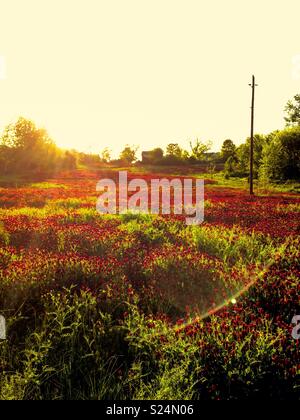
0;0;300;157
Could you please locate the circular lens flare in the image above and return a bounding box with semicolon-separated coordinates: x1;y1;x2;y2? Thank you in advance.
145;225;286;324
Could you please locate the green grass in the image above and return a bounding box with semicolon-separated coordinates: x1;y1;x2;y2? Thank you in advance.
30;182;69;189
0;168;299;400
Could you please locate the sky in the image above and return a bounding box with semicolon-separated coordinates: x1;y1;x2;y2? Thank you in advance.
0;0;300;157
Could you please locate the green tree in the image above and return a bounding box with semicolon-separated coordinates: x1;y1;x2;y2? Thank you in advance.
62;151;77;170
189;139;211;161
260;127;300;181
100;147;111;163
0;145;13;174
224;156;238;178
1;117;54;150
221;139;236;162
284;94;300;126
166;143;183;159
236;134;266;177
0;117;60;176
120;145;138;164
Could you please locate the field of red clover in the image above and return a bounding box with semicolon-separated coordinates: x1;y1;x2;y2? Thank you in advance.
0;169;299;400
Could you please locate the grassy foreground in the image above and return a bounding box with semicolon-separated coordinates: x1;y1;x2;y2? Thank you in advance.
0;169;299;400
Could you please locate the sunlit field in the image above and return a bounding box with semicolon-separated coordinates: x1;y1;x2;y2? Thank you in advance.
0;168;299;400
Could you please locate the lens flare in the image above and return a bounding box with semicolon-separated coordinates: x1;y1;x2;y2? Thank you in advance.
144;224;286;323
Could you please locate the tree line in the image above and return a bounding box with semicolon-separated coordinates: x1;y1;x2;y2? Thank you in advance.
0;117;102;179
1;94;300;182
220;94;300;181
116;94;300;182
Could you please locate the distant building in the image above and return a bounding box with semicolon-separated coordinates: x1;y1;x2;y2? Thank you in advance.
141;151;153;164
142;149;164;164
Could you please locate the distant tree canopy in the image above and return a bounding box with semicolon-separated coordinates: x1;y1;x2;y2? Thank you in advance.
119;145;138;165
285;94;300;127
100;147;111;163
166;143;184;159
2;96;300;184
140;140;214;166
163;143;186;165
189;139;211;161
260;126;300;181
221;139;236;162
0;117;78;179
77;152;101;167
224;155;238;178
222;127;300;182
0;117;120;179
236;134;267;177
63;151;77;170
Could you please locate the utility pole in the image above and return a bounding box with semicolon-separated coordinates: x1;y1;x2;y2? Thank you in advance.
249;75;257;195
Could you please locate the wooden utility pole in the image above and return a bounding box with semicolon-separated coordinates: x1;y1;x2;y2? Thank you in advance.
249;75;257;195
